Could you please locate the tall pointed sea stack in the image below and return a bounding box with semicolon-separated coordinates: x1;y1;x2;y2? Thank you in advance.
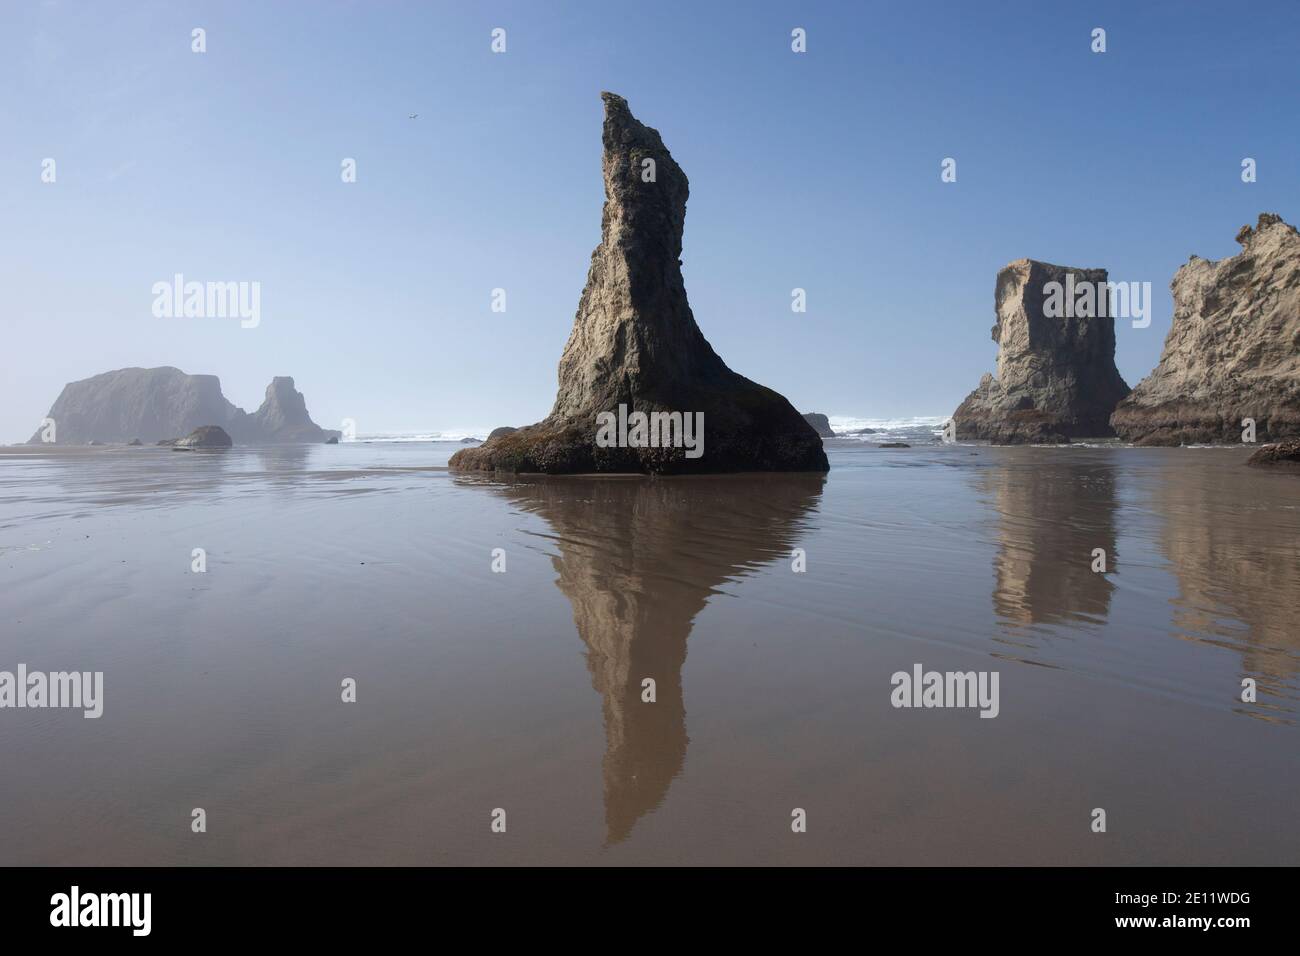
1111;213;1300;445
951;260;1130;443
450;92;827;474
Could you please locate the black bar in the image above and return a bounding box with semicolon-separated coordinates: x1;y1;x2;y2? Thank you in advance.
0;867;1285;942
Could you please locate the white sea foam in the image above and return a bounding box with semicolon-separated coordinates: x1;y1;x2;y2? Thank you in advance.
350;430;488;443
352;417;956;445
827;415;948;441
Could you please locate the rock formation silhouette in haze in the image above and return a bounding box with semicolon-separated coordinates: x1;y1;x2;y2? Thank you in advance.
29;367;340;444
1111;213;1300;445
802;413;835;438
450;92;827;475
953;260;1130;443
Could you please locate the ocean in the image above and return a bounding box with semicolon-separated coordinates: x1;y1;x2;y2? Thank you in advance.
0;439;1296;864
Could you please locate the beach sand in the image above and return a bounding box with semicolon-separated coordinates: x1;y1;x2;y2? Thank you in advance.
1;441;1296;864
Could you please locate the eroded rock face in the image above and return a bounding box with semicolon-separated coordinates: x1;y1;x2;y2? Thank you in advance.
1111;213;1300;445
450;93;827;475
486;426;518;441
29;367;340;444
952;260;1130;443
802;413;835;438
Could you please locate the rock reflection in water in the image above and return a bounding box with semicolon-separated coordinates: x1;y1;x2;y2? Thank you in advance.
978;455;1119;631
489;474;824;843
1155;459;1300;714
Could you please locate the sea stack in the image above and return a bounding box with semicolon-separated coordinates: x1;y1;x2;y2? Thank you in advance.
1111;213;1300;445
247;376;338;443
952;260;1130;443
28;367;340;444
450;93;827;475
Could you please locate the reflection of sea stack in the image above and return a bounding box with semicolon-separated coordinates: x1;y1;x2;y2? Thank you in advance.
487;474;824;843
1112;214;1300;445
980;457;1118;628
953;261;1130;443
450;93;827;475
1155;461;1300;701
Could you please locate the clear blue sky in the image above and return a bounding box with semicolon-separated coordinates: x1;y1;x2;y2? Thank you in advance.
2;0;1297;441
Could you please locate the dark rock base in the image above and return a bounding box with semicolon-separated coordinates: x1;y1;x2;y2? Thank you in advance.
1112;402;1300;446
1247;440;1300;469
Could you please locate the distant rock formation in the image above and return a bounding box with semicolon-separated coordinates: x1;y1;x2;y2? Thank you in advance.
952;260;1130;443
1247;440;1300;469
172;425;232;449
802;413;835;438
1111;213;1300;445
841;426;876;435
879;442;910;448
450;93;827;475
487;426;517;441
29;367;340;444
247;376;337;443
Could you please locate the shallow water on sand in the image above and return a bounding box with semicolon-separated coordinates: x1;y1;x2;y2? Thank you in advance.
0;441;1296;865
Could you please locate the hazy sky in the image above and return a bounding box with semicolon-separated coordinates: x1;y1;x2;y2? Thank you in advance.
2;0;1297;441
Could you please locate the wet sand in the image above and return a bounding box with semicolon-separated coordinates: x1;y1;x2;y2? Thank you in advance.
0;441;1296;865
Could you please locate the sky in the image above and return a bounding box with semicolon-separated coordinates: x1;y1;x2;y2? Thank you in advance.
1;0;1297;442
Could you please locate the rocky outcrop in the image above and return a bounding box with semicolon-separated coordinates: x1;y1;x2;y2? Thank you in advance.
802;413;835;438
952;260;1130;443
172;425;232;449
29;367;340;444
245;376;337;443
450;93;827;475
486;426;518;441
1247;440;1300;469
1111;213;1300;445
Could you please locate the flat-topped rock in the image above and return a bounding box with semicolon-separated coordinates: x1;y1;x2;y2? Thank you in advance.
952;260;1130;443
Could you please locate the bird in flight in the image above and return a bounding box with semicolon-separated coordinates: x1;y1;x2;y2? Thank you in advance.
408;113;418;119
